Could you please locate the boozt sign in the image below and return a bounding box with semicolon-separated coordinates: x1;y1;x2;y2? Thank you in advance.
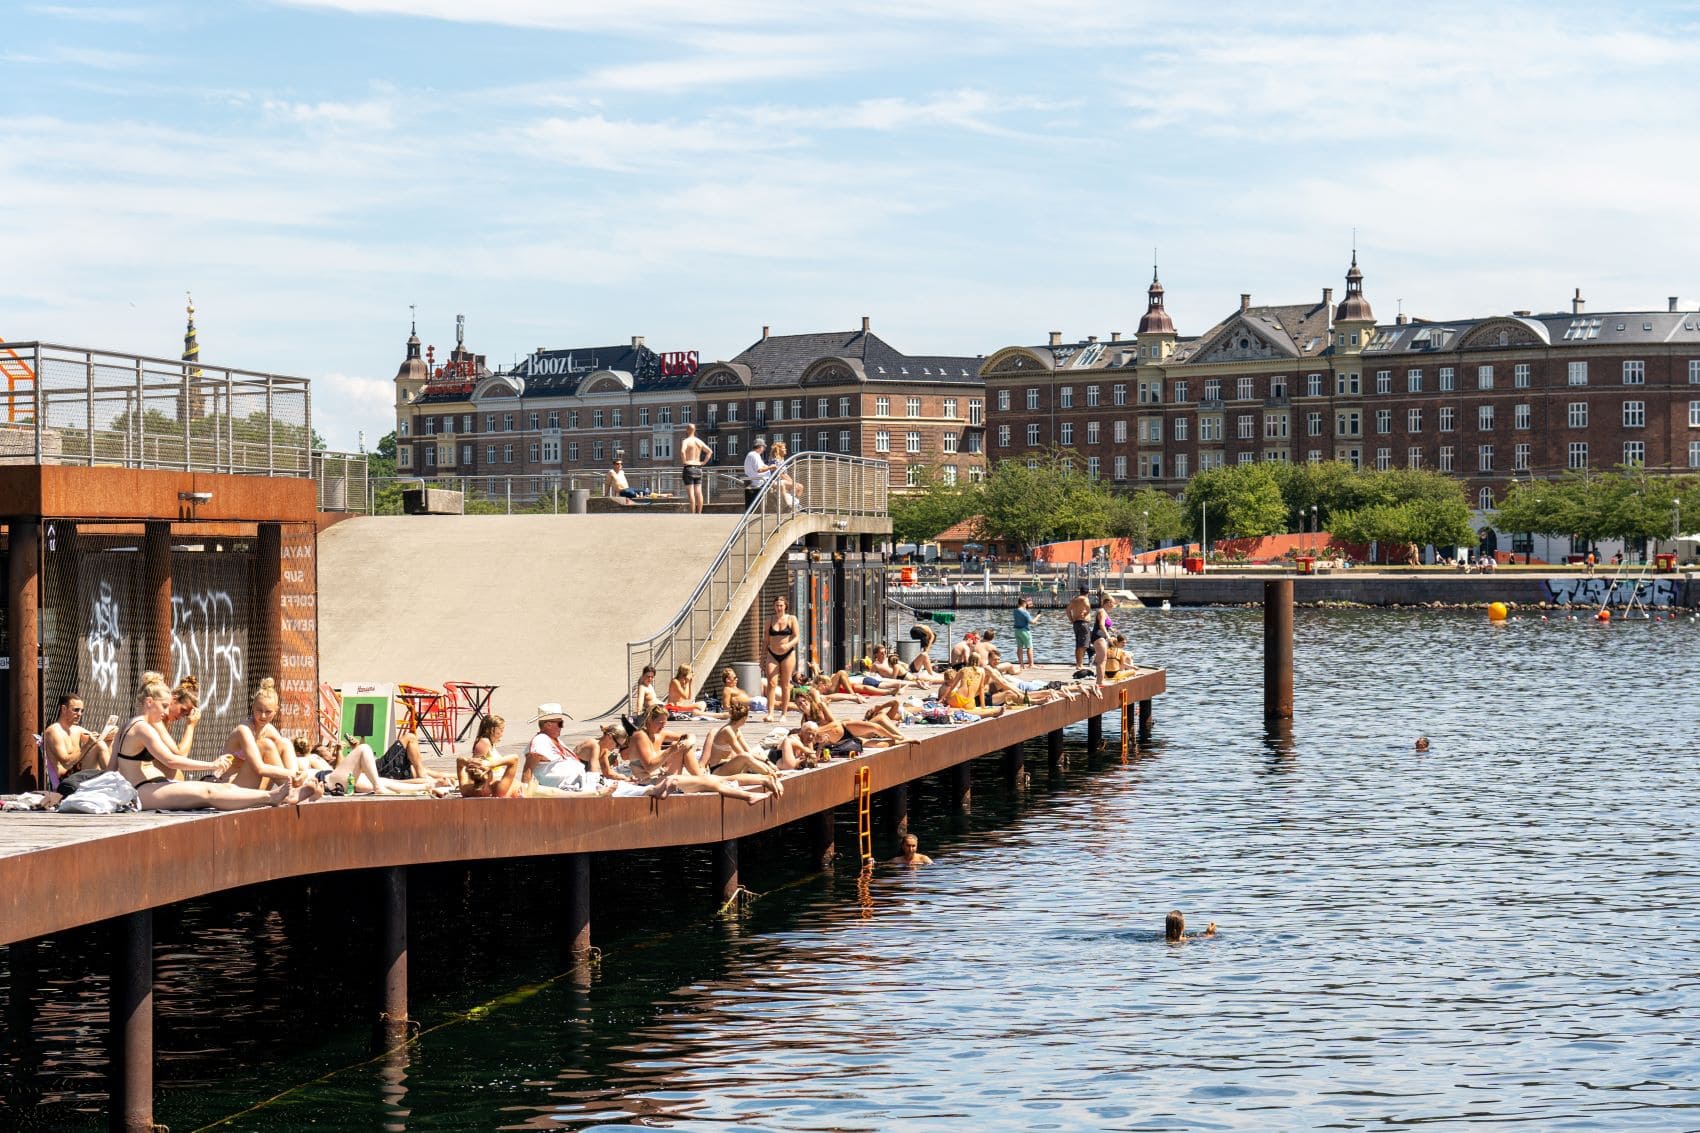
515;352;591;378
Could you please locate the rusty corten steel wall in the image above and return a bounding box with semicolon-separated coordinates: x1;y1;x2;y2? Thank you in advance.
0;667;1167;946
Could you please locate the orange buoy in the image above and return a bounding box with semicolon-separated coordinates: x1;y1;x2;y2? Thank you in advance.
1488;602;1508;622
1596;609;1611;622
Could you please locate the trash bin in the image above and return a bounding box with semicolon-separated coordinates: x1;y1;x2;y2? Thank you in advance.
732;661;763;700
1655;552;1677;572
896;639;922;665
1297;556;1315;575
568;488;590;514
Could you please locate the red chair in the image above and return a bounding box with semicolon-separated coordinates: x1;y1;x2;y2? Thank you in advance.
396;683;454;755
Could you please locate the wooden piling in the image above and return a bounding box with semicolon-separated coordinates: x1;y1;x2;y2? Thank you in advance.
949;761;972;814
712;839;740;907
108;909;152;1133
378;867;407;1047
1047;727;1064;769
1086;713;1103;756
565;853;591;962
808;810;837;870
1264;579;1294;720
882;784;909;836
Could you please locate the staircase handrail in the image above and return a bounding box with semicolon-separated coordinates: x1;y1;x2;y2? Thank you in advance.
619;452;888;713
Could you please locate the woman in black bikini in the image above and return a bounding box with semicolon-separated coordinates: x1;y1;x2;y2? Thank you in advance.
113;674;310;810
1090;594;1118;685
763;595;801;722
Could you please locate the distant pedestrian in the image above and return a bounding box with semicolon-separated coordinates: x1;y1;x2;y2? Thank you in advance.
1586;551;1596;576
742;438;772;508
679;423;712;513
1067;584;1092;668
1013;596;1039;668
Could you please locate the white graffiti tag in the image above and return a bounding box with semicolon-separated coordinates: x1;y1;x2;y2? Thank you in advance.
1544;577;1678;607
86;580;123;696
172;590;244;715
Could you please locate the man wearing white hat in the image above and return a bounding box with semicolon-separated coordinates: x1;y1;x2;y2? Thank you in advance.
525;703;599;793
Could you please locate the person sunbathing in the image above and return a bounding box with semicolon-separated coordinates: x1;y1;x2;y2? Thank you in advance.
113;674;315;810
631;665;660;716
667;664;708;713
219;678;310;790
814;668;907;698
983;645;1020;675
794;688;905;746
935;663;1006;717
43;692;114;782
868;645;909;679
702;694;785;796
980;668;1088;707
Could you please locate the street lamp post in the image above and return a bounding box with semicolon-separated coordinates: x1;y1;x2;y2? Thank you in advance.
1200;502;1208;573
1310;504;1318;557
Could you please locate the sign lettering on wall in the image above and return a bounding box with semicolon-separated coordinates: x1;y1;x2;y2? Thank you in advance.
277;526;319;735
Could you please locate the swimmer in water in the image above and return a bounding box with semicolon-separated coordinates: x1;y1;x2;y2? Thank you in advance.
1415;736;1430;752
1164;910;1216;942
889;833;932;867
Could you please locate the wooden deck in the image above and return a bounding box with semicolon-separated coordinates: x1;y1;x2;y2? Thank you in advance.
0;665;1164;946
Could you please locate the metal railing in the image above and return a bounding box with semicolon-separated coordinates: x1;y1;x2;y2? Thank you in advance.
314;450;369;512
367;468;751;513
624;453;889;709
0;342;313;475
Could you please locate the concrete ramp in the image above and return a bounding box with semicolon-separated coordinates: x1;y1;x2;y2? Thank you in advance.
318;514;739;725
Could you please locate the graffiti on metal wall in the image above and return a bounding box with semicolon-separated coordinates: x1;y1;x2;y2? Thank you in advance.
86;580;124;696
1544;577;1678;607
172;589;244;715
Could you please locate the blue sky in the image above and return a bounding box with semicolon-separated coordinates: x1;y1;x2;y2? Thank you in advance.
5;0;1700;451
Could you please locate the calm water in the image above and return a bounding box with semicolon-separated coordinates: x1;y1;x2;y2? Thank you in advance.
4;608;1699;1131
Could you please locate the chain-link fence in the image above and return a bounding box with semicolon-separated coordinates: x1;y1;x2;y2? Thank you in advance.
314;451;368;512
0;342;312;475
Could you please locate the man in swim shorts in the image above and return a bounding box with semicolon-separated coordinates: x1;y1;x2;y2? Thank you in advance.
1012;596;1039;667
679;422;712;514
1067;584;1092;667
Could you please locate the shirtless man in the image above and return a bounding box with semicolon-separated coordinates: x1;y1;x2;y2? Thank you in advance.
679;422;712;514
1066;584;1093;668
889;834;932;867
43;693;114;781
605;457;638;504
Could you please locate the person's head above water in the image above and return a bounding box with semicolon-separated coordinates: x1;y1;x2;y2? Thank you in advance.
1415;736;1430;752
1165;910;1186;941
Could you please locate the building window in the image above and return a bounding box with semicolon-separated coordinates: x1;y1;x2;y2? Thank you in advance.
1478;444;1494;472
906;397;922;418
485;414;496;432
1568;402;1589;428
503;444;514;464
1059;387;1074;409
567;442;579;461
1407;408;1423;433
1026;388;1040;411
1439;445;1454;472
486;445;497;463
1479;487;1495;510
727;403;740;422
1172;453;1187;478
1237;376;1254;401
1307;373;1323;397
997;424;1011;447
612;409;624;427
942;465;958;486
1085;421;1100;444
679;406;692;426
1265;413;1289;439
1335;372;1361;396
636;408;649;427
568;411;580;429
1407;446;1423;468
1690;400;1700;427
1306;411;1322;437
1439;407;1456;432
1477;365;1494;390
816;398;829;418
504;413;515;431
839;430;851;453
1200;416;1222;442
943;398;958;419
1237;452;1254;466
905;430;921;453
1237;414;1254;440
1568;361;1588;386
1376;409;1392;434
1514;363;1530;388
1335;410;1361;437
943;432;959;453
1478;405;1495;430
423;447;436;468
1155;419;1169;442
876;397;890;417
529;443;540;462
1691;440;1700;468
1204;379;1222;401
788;398;801;420
1624;440;1645;466
1114;455;1128;480
837;397;850;417
1059;422;1075;445
969;399;983;424
705;404;719;425
1376;447;1391;470
1407;369;1423;393
1513;442;1530;471
874;430;890;453
1439;367;1455;391
1086;456;1100;480
1026;423;1041;446
1145;455;1163;478
1114;383;1129;406
528;411;540;430
592;410;604;429
1690;360;1700;384
997;389;1011;412
1376;370;1392;394
1623;400;1645;428
1568;441;1588;469
1167;382;1184;404
1623;360;1645;385
906;465;922;487
1085;386;1100;408
1514;404;1531;430
814;430;828;452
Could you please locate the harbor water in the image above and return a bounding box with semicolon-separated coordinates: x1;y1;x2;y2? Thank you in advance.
3;607;1698;1130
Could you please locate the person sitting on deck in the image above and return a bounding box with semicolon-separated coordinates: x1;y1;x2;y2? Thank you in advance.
667;664;708;714
461;715;578;797
702;693;786;796
1164;910;1217;942
982;644;1020;676
151;677;205;769
1103;635;1130;680
793;687;906;747
868;644;909;679
949;631;977;666
631;665;660;717
627;706;772;802
523;703;614;794
218;678;311;790
604;457;647;504
114;673;316;810
889;833;932;867
43;692;114;783
934;661;1007;717
373;727;453;787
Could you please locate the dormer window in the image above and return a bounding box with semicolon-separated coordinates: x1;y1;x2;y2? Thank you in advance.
1350;332;1360;346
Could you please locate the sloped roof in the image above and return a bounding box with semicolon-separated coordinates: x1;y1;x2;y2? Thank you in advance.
504;343;694;396
1168;301;1333;365
727;329;982;387
934;515;985;543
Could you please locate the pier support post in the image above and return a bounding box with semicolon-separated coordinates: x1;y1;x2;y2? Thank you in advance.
712;839;740;908
1047;728;1064;770
882;784;909;836
144;522;173;675
7;519;39;793
1138;698;1154;742
108;908;152;1133
1086;713;1103;756
379;866;407;1047
808;810;837;871
565;853;592;964
254;523;283;682
949;761;972;814
1264;579;1294;720
1001;743;1024;787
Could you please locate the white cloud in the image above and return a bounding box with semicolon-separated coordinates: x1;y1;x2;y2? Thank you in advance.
24;4;156;23
1;44;154;69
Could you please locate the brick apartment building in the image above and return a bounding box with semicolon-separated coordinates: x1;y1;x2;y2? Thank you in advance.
986;259;1700;547
393;318;985;491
